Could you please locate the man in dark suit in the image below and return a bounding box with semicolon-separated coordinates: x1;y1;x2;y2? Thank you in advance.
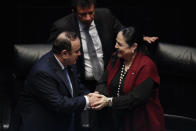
10;31;97;131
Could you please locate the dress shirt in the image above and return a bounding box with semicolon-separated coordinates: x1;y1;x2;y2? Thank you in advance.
78;20;104;80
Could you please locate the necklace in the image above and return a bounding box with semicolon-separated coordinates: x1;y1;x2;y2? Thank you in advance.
117;53;136;97
117;64;130;97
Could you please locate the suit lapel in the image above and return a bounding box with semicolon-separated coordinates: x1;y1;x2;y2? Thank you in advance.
94;10;108;67
49;53;73;97
71;14;81;38
94;11;104;48
56;69;73;97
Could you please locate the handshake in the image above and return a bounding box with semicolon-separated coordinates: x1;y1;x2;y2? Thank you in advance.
87;92;112;110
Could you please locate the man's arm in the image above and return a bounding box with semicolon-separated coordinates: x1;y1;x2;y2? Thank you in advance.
29;72;86;114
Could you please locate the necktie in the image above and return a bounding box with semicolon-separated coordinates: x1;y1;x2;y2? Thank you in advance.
83;26;104;81
63;68;73;97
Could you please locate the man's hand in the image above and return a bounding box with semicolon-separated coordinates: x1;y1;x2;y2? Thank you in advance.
87;92;102;107
143;36;159;44
89;94;108;110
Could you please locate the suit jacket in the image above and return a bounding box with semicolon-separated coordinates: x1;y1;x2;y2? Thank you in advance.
48;8;123;82
12;51;88;131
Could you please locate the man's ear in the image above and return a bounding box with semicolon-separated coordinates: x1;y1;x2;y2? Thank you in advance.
61;49;68;57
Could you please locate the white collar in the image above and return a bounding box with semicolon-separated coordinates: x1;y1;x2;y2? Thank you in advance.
54;54;65;70
78;19;95;31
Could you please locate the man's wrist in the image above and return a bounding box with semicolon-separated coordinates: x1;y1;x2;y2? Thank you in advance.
84;95;90;109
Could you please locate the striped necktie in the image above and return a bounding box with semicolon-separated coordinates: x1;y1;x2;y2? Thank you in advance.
83;26;104;81
63;68;73;97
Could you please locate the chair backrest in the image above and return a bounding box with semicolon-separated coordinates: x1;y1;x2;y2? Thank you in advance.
14;44;52;78
156;42;196;77
13;44;51;106
155;42;196;130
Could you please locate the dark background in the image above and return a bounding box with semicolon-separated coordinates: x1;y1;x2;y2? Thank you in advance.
8;0;196;46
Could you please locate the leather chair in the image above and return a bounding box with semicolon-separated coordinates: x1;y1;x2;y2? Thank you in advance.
156;43;196;117
1;42;196;131
13;44;51;106
155;42;196;130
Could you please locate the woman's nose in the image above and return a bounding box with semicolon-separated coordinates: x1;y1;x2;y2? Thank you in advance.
115;43;118;49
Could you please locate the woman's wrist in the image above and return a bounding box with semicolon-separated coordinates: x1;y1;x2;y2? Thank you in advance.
107;97;113;107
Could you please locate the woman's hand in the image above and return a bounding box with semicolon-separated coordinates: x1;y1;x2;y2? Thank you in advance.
89;93;108;110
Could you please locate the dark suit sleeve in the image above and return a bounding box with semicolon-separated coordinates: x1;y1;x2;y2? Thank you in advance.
95;70;109;96
48;23;65;44
28;71;86;114
48;14;76;44
96;69;154;110
112;77;154;110
110;10;124;34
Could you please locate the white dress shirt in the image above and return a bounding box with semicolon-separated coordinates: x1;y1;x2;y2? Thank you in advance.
78;20;104;80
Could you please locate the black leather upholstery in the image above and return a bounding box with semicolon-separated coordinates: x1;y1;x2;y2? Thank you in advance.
1;42;196;130
156;42;196;77
14;44;52;79
155;43;196;130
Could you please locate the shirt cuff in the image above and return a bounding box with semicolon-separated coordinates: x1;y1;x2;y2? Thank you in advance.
84;95;90;110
